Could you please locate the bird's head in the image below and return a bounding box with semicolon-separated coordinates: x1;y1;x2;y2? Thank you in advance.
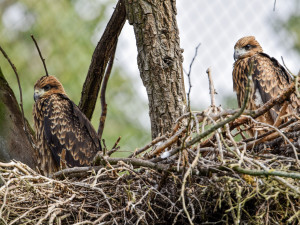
233;36;263;61
34;75;66;102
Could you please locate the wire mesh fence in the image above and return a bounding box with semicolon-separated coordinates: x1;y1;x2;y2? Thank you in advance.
0;0;299;151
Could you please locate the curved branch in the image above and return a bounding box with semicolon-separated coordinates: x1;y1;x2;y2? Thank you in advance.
0;46;36;152
0;46;25;131
79;0;126;119
98;43;117;139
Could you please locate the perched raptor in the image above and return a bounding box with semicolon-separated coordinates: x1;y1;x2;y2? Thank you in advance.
33;75;101;176
232;36;299;133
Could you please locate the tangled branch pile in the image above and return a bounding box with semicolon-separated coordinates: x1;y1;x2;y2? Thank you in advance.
1;97;299;224
0;68;299;224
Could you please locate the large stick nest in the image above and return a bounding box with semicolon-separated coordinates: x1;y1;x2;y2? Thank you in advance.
1;77;300;225
1;110;299;224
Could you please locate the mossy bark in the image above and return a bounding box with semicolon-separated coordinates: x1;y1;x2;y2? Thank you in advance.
125;0;187;139
0;67;37;169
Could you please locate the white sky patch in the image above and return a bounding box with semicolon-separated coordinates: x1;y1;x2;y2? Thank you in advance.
73;0;109;21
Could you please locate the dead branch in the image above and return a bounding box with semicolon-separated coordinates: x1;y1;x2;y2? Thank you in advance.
206;67;216;107
0;46;25;131
184;43;201;110
31;35;49;76
128;135;167;158
147;128;186;158
98;43;117;139
78;0;126;119
230;82;296;130
107;136;122;156
179;44;201;176
199;83;297;148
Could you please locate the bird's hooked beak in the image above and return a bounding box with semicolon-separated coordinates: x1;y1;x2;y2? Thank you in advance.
233;50;238;61
34;88;44;102
233;48;247;61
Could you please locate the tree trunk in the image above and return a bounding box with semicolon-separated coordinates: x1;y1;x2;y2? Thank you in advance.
125;0;187;139
0;67;37;169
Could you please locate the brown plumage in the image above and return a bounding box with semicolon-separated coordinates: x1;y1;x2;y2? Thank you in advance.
33;75;101;176
232;36;300;133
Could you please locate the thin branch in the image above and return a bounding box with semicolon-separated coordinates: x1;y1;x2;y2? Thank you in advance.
111;136;121;150
180;43;201;166
249;117;298;165
230;83;296;129
281;56;295;77
180;144;202;225
243;118;297;143
199;82;297;148
107;136;121;156
232;166;300;180
31;35;49;76
206;68;216;107
0;46;33;147
178;80;296;132
185;43;201;109
252;129;300;154
107;146;120;157
98;43;117;139
148;128;186;158
128;135;166;158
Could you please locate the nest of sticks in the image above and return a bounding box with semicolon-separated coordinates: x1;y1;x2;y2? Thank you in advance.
1;71;300;225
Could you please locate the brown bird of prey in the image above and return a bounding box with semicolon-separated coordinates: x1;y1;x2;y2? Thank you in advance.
33;75;101;176
232;36;299;133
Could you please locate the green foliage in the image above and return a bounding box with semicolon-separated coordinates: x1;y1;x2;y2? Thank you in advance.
274;1;300;55
281;14;300;53
0;0;150;153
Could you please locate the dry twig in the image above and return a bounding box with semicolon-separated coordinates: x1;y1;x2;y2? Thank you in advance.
31;35;49;76
98;43;117;139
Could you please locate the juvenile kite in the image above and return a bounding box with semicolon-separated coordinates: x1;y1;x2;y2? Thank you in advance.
33;75;101;176
232;36;299;132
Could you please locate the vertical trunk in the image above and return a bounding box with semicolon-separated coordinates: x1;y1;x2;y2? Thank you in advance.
125;0;187;139
0;67;37;169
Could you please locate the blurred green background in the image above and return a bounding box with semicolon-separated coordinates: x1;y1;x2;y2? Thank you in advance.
0;0;299;156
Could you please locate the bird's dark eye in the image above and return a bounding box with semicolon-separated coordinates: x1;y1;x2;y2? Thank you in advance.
244;44;252;50
43;85;51;91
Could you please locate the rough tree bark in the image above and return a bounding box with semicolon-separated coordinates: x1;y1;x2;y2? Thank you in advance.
125;0;187;139
0;67;37;169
